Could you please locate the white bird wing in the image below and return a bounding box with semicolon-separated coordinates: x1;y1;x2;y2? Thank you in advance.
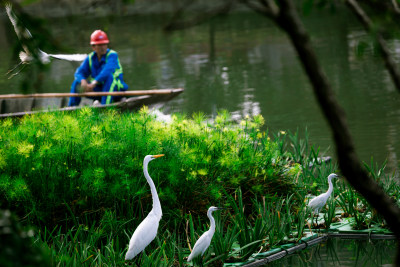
187;230;212;261
5;3;33;58
6;4;87;64
125;212;160;260
307;192;329;211
5;3;32;41
48;53;87;62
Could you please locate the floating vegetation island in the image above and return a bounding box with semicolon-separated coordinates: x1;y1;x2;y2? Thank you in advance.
0;107;398;266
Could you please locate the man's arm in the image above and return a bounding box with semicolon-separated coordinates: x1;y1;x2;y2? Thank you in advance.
74;57;91;82
74;56;94;91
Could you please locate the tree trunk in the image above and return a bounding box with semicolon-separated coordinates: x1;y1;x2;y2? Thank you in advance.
273;0;400;264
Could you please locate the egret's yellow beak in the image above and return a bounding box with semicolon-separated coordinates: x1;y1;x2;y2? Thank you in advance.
152;154;165;158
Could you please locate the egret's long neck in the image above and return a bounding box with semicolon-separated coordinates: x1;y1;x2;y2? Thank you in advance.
144;160;162;218
327;176;334;195
207;210;216;235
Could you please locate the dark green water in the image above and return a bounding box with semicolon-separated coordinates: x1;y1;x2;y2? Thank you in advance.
1;9;399;171
270;238;396;267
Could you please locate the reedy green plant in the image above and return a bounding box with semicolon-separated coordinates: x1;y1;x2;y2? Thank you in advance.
137;232;182;267
39;223;126;266
293;200;308;241
281;129;335;178
226;189;268;261
256;194;301;247
323;197;337;230
333;161;400;230
37;212;184;266
363;159;400;226
336;185;371;230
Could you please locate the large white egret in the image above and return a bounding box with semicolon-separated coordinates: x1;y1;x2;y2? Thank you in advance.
125;154;164;261
5;3;87;77
187;206;225;263
307;173;339;225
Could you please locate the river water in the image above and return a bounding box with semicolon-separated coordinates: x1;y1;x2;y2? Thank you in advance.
270;237;396;266
0;8;399;172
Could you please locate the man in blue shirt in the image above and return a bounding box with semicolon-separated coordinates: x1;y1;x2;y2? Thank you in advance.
68;30;128;106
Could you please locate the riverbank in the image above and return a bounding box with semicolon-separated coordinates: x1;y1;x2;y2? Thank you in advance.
4;0;250;18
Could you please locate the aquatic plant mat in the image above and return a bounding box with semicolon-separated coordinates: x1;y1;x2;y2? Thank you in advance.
232;231;396;266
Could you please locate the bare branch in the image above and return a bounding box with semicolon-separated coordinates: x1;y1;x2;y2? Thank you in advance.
346;0;400;94
346;0;373;26
239;0;279;18
392;0;400;14
262;0;279;16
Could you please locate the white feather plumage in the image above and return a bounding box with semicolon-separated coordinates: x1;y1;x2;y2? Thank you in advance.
125;155;164;261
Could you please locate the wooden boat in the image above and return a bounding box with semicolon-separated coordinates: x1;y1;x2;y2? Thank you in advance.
0;88;183;118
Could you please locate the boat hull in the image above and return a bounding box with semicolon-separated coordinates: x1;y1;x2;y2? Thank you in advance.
0;88;183;118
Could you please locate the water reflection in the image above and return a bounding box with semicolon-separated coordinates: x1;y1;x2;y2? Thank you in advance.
0;9;399;171
270;238;397;267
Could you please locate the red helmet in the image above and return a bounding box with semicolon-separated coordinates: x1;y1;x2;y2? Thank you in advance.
90;30;109;45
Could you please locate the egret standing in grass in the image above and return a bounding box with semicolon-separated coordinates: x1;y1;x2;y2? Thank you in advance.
307;173;339;226
187;206;225;265
125;154;164;261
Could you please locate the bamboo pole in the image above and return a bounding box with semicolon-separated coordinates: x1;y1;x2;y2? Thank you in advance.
0;88;184;99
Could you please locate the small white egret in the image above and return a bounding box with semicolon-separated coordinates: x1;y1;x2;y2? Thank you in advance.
187;206;225;263
5;3;87;77
125;154;164;261
307;173;339;225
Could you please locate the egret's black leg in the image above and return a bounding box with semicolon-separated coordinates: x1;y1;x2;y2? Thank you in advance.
315;214;318;227
200;257;204;267
6;61;23;75
6;62;26;79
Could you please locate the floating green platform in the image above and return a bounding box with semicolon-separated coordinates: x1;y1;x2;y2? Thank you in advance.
223;215;394;266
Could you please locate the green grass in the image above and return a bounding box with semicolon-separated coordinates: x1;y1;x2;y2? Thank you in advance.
0;107;399;266
0;107;296;227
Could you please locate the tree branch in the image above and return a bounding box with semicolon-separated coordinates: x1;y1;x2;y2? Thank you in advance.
239;0;279;19
346;0;400;94
392;0;400;14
